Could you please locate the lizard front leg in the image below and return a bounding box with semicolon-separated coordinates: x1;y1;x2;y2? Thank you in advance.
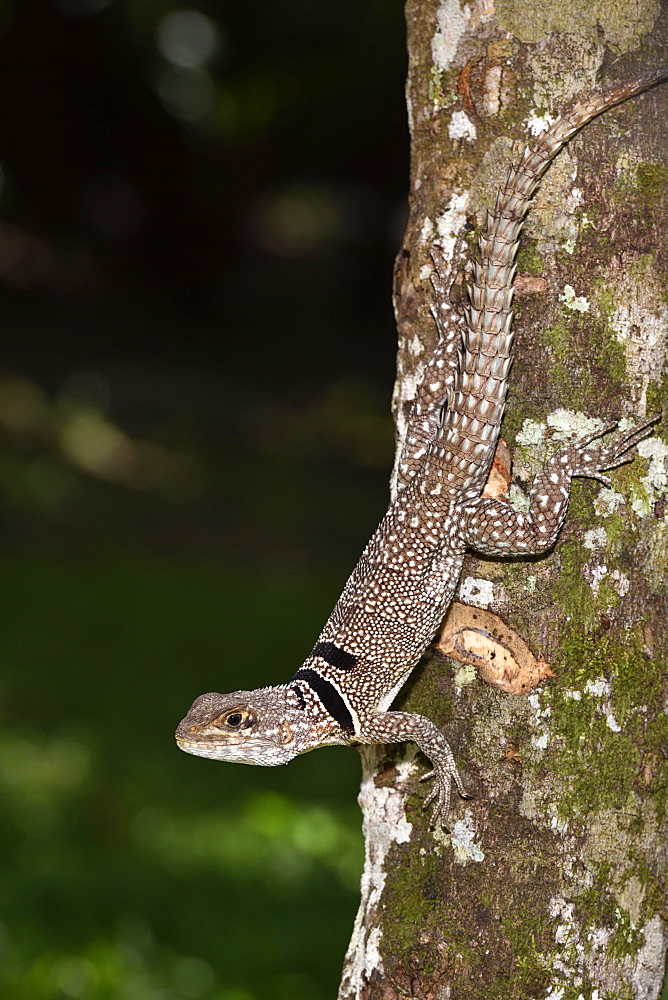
356;711;471;827
459;420;655;557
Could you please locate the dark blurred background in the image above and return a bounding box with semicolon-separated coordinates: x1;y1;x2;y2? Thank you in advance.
0;1;407;997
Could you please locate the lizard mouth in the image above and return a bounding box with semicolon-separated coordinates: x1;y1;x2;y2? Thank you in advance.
176;735;245;745
176;735;258;759
176;719;294;750
175;735;255;754
176;734;295;766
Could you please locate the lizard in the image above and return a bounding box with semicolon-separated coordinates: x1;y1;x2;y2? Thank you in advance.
175;66;668;828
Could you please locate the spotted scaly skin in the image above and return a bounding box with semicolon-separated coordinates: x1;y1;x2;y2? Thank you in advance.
176;67;668;827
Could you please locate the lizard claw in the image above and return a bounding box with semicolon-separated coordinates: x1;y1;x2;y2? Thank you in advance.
420;767;473;829
423;783;451;830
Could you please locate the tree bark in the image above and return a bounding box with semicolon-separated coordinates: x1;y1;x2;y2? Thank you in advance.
339;3;668;999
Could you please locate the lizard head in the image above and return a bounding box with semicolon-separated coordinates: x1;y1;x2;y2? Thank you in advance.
175;687;301;766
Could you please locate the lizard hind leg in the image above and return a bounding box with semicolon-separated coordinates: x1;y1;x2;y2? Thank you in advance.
458;418;657;558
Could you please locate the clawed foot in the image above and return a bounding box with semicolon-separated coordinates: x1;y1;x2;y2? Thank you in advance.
420;766;474;830
563;417;658;485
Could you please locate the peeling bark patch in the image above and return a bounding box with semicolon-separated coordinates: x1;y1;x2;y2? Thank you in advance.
436;602;555;694
514;273;548;296
482;437;512;499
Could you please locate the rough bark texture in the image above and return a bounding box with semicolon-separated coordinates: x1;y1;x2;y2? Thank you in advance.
339;2;668;999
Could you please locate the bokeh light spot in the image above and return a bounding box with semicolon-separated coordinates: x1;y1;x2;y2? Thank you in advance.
55;956;99;998
156;10;219;69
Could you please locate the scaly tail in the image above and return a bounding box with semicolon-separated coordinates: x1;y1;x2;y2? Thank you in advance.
426;65;668;501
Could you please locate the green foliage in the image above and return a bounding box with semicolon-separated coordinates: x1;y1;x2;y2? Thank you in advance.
0;558;364;1000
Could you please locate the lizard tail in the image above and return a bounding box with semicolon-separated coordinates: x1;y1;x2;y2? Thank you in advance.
433;64;668;499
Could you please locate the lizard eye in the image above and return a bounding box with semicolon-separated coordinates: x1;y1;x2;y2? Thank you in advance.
216;708;255;731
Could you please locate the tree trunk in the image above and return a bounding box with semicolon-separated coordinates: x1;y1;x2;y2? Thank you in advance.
339;3;668;999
